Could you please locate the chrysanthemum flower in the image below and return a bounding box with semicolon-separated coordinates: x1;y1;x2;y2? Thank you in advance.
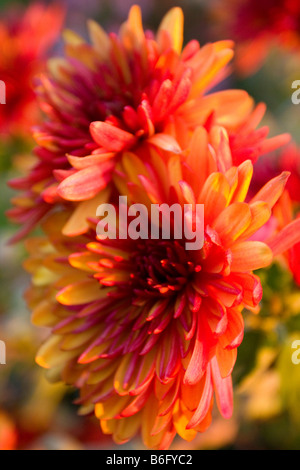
7;5;289;242
24;134;300;449
216;0;300;75
0;2;64;137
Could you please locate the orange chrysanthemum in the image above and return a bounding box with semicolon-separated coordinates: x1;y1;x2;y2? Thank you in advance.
7;5;289;242
24;131;300;449
8;5;300;450
0;2;64;137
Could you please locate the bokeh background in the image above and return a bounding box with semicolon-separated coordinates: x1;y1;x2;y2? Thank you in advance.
1;0;300;450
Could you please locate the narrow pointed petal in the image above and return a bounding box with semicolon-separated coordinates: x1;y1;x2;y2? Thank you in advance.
185;126;210;190
211;356;233;419
251;172;290;209
158;7;184;54
183;316;210;385
147;134;182;154
56;281;102;305
62;188;111;236
57;165;111;201
212;202;252;247
230;160;253;203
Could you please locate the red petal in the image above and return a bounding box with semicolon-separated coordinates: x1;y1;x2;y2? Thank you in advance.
90;121;137;152
268;218;300;256
251;171;290;209
211;356;233;419
186;367;213;429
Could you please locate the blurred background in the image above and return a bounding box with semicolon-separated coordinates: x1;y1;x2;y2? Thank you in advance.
1;0;300;450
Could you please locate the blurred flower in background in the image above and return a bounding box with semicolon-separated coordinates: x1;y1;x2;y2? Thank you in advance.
0;2;65;139
213;0;300;77
2;0;300;451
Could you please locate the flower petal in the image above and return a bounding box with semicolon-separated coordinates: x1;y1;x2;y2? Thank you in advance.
212;202;252;247
62;188;111;236
211;356;233;419
56;280;102;306
57;165;111;201
251;171;290;209
186;367;213;429
158;7;184;54
147;133;182;154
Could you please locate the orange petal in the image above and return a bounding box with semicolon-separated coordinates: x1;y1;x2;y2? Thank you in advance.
186;90;254;129
211;356;233;418
113;414;141;445
57;165;111;201
230;241;273;272
183;315;209;385
69;252;99;272
267;218;300;256
230;160;253;203
198;172;231;225
185;126;213;192
90;121;137;152
63;29;85;46
147;133;181;154
36;336;76;369
67;153;114;170
212;202;252;247
210;126;233;172
127;5;144;42
250;171;290;209
95;395;130;420
87;19;110;59
158;7;184;54
56;280;102;306
219;308;244;350
238;201;271;241
216;345;237;378
173;405;197;441
190;48;234;97
62;188;111;236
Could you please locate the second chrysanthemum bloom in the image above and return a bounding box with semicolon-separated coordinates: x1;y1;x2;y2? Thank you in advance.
24;135;300;449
